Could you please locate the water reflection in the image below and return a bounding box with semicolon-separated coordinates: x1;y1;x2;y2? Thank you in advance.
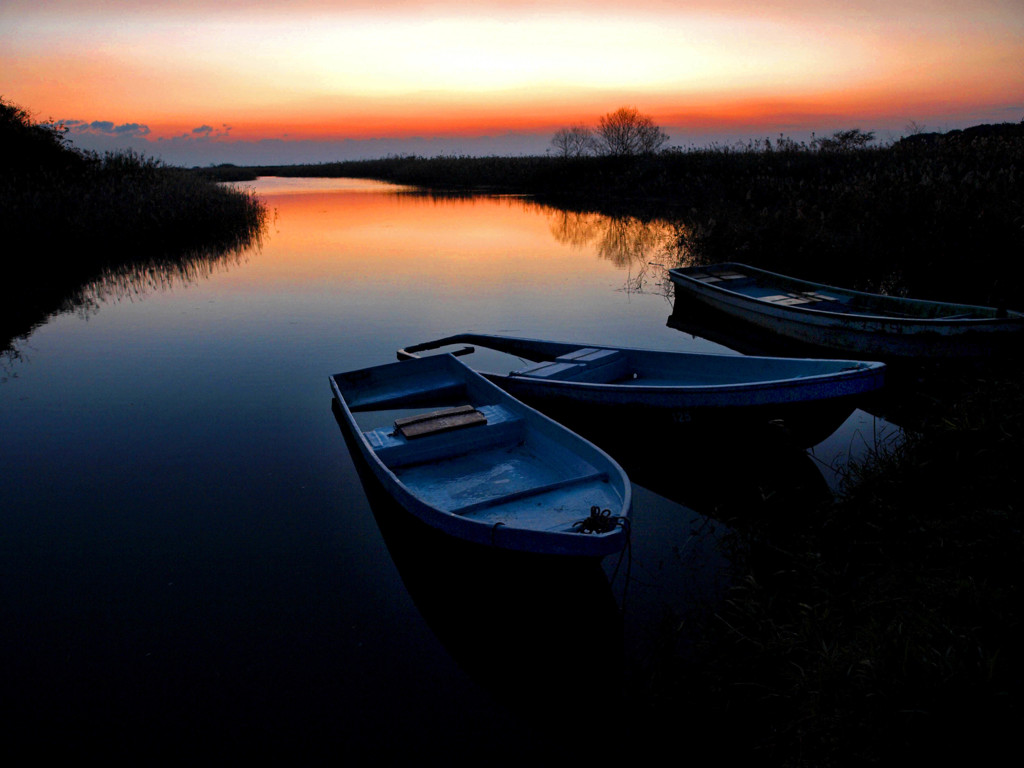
3;236;260;358
546;210;677;268
666;283;906;483
74;248;251;321
667;284;821;359
306;181;685;297
545;209;686;297
2;177;880;757
334;401;624;743
571;419;832;521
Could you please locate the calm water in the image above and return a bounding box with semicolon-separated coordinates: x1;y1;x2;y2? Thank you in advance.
0;178;891;759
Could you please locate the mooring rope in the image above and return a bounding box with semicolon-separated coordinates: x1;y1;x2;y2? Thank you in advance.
607;516;632;610
573;505;632;609
490;520;505;546
571;505;623;534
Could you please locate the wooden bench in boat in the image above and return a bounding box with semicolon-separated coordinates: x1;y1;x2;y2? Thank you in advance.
393;405;487;439
365;404;525;468
691;269;748;283
757;291;848;310
510;348;631;384
761;291;837;305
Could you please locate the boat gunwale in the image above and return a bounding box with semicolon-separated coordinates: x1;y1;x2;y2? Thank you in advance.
396;332;886;396
669;262;1023;326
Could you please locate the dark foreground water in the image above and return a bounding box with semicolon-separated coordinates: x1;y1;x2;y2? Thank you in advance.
0;179;894;760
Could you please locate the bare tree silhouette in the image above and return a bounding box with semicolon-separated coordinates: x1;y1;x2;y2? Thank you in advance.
595;107;669;156
550;124;595;158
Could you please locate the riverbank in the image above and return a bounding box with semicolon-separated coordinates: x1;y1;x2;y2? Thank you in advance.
624;358;1023;764
201;121;1024;311
1;100;267;350
200;126;1024;764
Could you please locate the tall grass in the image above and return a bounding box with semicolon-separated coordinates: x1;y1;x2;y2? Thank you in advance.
643;360;1024;766
207;122;1024;308
1;99;267;349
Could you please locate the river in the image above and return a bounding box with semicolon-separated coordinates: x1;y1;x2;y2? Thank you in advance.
0;178;893;759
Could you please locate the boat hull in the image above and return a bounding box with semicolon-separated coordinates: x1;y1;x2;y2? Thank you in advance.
397;332;886;446
330;354;631;557
669;262;1024;359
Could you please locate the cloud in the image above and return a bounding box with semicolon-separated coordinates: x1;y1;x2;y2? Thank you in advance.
180;124;233;140
64;119;151;138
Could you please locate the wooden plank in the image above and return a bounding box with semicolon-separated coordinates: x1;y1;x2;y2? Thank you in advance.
395;405;487;439
394;404;476;428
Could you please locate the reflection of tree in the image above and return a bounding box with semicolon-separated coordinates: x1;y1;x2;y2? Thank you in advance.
546;209;695;297
548;211;674;267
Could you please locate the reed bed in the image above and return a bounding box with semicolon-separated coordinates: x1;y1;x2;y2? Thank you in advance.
638;361;1024;766
1;100;267;349
207;122;1024;309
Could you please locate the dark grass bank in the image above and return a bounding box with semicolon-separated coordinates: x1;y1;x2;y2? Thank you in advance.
1;100;267;350
204;121;1024;310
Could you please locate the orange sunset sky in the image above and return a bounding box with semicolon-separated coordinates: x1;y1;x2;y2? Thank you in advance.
3;0;1022;165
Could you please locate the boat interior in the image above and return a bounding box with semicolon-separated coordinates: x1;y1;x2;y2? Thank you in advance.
364;400;618;527
510;348;636;384
687;265;996;319
333;364;622;531
507;345;872;386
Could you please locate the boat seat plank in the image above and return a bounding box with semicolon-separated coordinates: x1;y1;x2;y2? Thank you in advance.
394;405;487;439
449;470;607;516
511;349;630;384
369;405;524;468
761;291;847;308
693;270;748;283
770;295;819;306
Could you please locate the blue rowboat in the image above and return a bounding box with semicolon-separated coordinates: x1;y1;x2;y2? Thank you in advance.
396;333;885;445
330;353;631;557
669;262;1024;359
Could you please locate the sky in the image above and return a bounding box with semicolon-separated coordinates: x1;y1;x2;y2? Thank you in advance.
2;0;1022;166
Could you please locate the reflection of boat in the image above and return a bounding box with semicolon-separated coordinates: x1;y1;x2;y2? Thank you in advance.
569;417;834;520
668;299;932;433
330;353;631;557
397;332;885;447
332;406;624;741
669;262;1024;359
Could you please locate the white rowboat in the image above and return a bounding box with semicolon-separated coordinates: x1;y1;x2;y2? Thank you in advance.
669;262;1024;359
330;354;631;557
397;332;885;444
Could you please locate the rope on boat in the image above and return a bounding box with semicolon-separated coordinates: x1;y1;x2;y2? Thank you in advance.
571;506;625;534
572;506;632;609
607;517;632;610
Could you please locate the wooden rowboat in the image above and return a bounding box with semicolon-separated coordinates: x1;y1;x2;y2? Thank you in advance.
396;333;885;445
330;353;631;557
669;262;1024;359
